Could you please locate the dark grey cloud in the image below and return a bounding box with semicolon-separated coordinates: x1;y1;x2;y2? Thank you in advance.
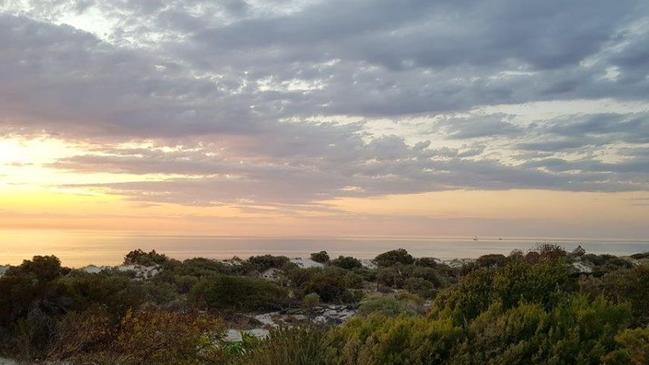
434;114;522;139
518;113;649;152
196;0;637;70
1;0;649;206
546;113;649;144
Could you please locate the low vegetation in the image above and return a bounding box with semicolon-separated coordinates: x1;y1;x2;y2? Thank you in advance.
1;246;648;364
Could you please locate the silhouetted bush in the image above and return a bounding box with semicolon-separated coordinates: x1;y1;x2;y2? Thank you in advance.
414;257;439;267
476;254;508;268
330;256;362;270
374;248;415;267
630;252;649;260
535;243;567;261
247;255;292;272
123;249;168;266
310;251;330;263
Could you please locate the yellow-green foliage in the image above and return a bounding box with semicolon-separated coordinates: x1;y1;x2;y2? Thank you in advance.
235;326;331;365
328;314;462;365
602;327;649;365
3;250;649;365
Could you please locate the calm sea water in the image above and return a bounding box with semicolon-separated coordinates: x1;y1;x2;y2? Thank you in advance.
1;230;648;267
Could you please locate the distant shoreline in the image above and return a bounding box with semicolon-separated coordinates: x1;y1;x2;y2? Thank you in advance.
2;234;649;267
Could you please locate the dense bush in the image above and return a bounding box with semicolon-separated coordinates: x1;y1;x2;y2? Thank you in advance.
404;277;435;298
430;259;576;325
414;257;439;268
357;294;423;317
603;327;649;364
0;256;67;328
233;326;330;365
3;248;649;364
376;264;444;296
475;254;508;268
247;255;292;272
580;265;649;326
190;275;288;311
374;249;415;267
234;326;330;365
288;267;362;303
453;295;630;364
57;272;149;315
581;254;634;276
50;307;226;365
326;259;632;365
329;256;362;270
328;314;463;364
174;257;239;277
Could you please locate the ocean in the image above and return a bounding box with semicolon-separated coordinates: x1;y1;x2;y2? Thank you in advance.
1;229;648;267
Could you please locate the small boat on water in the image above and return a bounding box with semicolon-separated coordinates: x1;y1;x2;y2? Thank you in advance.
473;236;478;241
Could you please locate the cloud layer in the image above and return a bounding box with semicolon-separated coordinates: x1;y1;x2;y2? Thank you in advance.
1;0;648;207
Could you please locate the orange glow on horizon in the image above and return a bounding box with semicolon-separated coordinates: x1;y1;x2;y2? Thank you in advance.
1;136;649;238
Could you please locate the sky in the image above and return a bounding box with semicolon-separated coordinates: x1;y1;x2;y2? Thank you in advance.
0;0;649;239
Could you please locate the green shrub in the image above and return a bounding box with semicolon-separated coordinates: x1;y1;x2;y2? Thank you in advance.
247;255;292;272
581;254;634;276
414;257;439;268
175;258;237;277
476;254;508;268
603;327;649;365
357;295;420;317
404;277;435;298
376;266;404;288
581;266;649;326
430;259;576;325
374;249;415;267
454;295;631;364
288;267;362;303
58;272;148;317
303;293;321;308
330;256;362;270
235;326;330;365
190;275;288;311
328;314;463;364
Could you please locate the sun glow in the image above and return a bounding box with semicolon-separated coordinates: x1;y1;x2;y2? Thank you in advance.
1;135;649;238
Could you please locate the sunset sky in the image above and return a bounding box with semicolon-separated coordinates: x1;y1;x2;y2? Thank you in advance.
1;0;649;239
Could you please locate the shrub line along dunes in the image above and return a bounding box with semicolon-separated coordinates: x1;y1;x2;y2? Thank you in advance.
1;245;649;364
